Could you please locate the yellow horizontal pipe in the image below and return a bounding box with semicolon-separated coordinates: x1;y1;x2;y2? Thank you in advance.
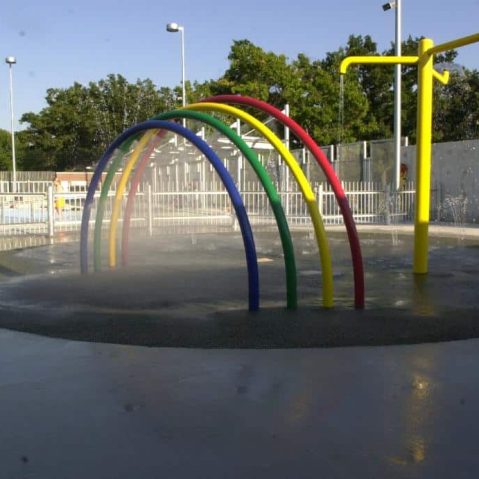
340;55;418;75
427;32;479;56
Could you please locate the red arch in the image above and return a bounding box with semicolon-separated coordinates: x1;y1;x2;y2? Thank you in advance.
204;95;364;309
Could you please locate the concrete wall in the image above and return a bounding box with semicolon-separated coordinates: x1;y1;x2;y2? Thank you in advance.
402;139;479;223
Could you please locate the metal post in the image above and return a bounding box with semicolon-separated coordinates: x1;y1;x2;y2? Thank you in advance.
175;163;179;192
7;61;17;193
235;120;242;191
180;27;186;126
318;183;324;217
365;141;372;182
283;103;290;150
302;148;309;179
284;103;291;193
47;184;54;238
147;183;153;237
166;23;186;127
285;161;290;191
151;164;157;193
394;0;402;191
237;156;242;191
385;184;391;225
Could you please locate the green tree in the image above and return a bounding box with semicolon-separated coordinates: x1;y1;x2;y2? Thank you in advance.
20;74;171;170
320;36;382;144
16;36;479;172
0;128;28;171
342;35;393;139
21;82;95;170
432;68;479;141
195;39;370;146
191;40;303;142
0;129;13;170
222;40;299;107
383;35;460;143
87;75;168;154
290;54;349;145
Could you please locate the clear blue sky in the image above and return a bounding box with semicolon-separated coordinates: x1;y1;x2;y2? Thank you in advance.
1;0;478;131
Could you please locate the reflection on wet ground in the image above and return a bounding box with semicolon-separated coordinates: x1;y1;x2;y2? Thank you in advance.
2;329;479;478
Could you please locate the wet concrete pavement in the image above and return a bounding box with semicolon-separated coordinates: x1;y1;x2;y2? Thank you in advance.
2;328;479;478
1;226;479;477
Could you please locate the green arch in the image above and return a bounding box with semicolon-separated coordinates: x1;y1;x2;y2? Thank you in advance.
186;102;334;308
122;109;297;309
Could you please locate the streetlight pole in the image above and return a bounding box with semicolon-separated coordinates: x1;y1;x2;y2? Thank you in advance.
383;1;402;190
5;56;17;193
166;22;186;127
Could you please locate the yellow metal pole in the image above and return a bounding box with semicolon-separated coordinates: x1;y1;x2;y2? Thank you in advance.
413;38;435;274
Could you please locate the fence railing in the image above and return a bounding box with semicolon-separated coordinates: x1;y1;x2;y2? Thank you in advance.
0;182;416;245
0;193;49;235
0;180;53;194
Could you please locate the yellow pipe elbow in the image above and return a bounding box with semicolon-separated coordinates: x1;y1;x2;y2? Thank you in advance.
433;68;450;85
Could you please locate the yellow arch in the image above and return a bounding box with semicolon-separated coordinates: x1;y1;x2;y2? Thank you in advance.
187;102;333;308
109;130;157;267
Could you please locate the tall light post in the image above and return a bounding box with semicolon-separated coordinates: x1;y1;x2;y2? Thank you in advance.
5;56;17;193
166;22;186;127
382;1;402;190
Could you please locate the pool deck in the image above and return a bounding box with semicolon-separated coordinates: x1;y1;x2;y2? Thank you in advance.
340;222;479;239
2;329;479;478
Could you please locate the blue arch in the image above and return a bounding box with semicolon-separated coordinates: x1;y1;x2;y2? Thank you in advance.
80;120;260;311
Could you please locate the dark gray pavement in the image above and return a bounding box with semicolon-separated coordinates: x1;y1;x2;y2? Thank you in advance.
2;328;479;478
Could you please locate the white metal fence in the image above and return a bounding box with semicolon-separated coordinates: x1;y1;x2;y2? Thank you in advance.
0;181;415;246
0;180;53;194
1;193;50;235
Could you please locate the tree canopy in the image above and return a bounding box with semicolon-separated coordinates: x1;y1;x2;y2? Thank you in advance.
8;35;478;171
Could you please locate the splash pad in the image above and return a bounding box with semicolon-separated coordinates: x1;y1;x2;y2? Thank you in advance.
1;226;478;348
1;94;478;347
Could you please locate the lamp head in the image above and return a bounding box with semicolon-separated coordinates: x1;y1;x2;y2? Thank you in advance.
382;2;396;11
5;56;16;65
166;22;180;32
